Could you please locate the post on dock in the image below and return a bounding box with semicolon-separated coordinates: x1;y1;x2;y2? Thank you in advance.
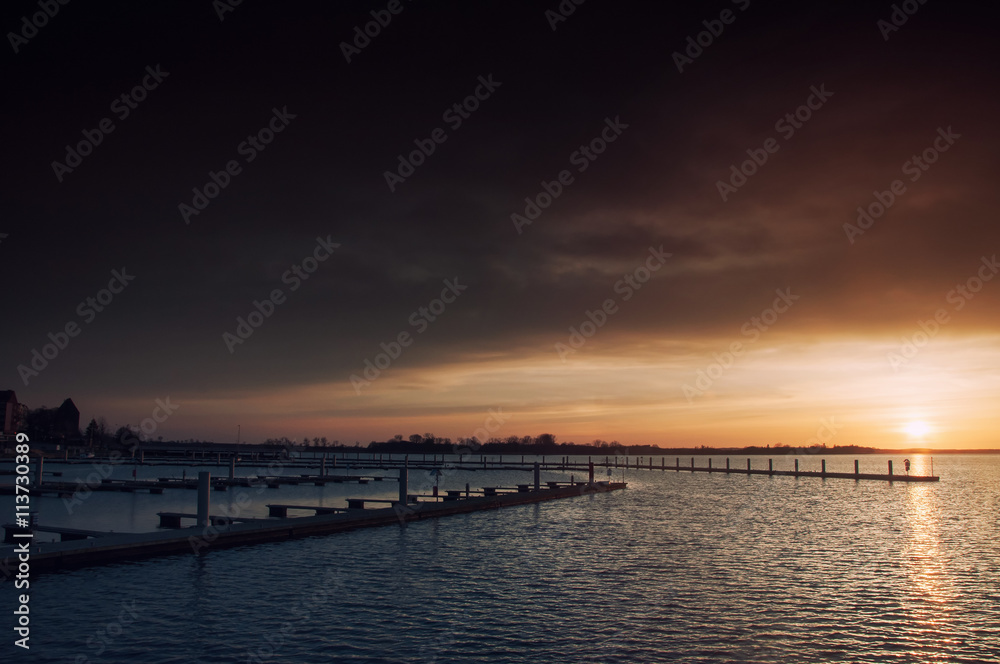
661;457;665;471
35;455;44;488
229;456;235;480
821;459;826;475
747;458;751;474
794;459;799;475
854;459;859;476
465;482;470;497
533;462;540;491
768;459;773;474
726;457;730;471
708;458;712;471
649;457;652;470
321;454;326;477
887;460;893;476
589;461;594;484
398;457;408;505
690;457;695;472
197;472;211;527
676;457;680;471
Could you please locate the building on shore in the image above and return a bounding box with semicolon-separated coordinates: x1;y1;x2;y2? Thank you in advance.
0;390;27;436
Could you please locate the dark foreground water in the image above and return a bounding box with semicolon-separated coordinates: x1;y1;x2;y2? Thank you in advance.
2;454;998;663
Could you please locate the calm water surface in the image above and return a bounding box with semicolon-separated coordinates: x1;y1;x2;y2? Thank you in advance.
2;454;998;663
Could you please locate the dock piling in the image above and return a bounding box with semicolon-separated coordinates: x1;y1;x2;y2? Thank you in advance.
588;462;594;484
196;472;210;527
747;458;751;474
533;462;540;491
854;459;859;476
768;459;773;475
398;457;408;505
821;459;826;476
229;457;236;480
888;460;893;477
794;459;799;475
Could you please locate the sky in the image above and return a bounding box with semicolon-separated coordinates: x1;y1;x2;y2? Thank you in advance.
3;0;1000;449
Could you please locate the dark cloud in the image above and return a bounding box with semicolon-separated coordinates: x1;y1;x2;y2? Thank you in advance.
2;0;999;443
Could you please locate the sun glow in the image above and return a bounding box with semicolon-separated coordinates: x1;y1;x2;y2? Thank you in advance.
904;421;932;438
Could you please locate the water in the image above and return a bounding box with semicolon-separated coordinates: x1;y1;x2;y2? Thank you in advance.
3;454;998;662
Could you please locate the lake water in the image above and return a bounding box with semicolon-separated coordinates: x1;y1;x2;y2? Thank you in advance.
2;453;998;663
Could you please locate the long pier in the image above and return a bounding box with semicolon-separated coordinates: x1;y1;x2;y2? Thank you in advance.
662;457;938;482
0;480;625;575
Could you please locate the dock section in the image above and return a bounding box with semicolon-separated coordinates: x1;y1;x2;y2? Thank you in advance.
0;481;626;575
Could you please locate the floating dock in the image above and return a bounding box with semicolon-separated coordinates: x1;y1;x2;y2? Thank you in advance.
0;481;626;576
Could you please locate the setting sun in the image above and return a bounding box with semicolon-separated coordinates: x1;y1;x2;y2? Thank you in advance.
904;421;932;438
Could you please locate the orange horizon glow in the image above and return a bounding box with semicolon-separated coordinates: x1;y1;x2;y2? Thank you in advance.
93;331;1000;449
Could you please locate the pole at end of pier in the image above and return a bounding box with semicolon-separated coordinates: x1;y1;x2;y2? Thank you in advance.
197;472;211;527
854;459;859;475
747;458;751;473
589;461;594;484
821;459;826;475
320;454;326;477
768;458;773;474
795;459;799;473
533;462;540;491
888;459;893;476
229;456;236;480
399;456;409;505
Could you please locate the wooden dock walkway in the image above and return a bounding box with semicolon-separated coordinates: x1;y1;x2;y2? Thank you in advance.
0;482;626;574
662;457;938;482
